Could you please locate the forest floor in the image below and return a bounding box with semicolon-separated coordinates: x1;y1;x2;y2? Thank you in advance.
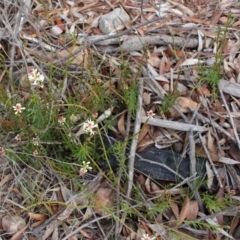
0;0;240;239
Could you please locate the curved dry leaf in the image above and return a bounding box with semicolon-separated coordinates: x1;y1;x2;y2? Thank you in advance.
28;212;48;221
174;97;197;113
57;46;84;65
206;161;214;189
168;0;194;16
143;92;152;105
10;224;29;240
138;124;150;144
185;200;198;220
79;229;91;239
179;196;190;224
145;177;151;194
82;207;93;222
147;223;166;236
219;156;240;164
62;223;77;240
180;58;203;66
0;174;13;187
195;145;219;161
170;201;179;219
51;228;59;240
151;181;161;195
118;112;126;136
93;188;115;217
207;129;217;154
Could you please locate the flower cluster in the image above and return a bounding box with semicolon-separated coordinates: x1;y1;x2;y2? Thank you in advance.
82;119;98;135
13;103;25;115
28;68;44;88
79;161;92;176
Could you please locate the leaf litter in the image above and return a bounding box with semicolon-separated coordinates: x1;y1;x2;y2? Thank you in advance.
0;0;240;239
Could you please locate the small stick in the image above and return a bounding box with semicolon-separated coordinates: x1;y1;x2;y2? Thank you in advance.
199;133;223;188
192;109;236;142
219;89;240;150
127;79;144;197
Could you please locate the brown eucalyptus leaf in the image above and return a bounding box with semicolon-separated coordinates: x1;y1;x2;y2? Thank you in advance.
169;201;179;219
185;200;198;220
207;129;217;154
142;92;152;105
178;196;190;224
28;212;48;221
117;113;125;137
93;188;115;217
195;145;219;161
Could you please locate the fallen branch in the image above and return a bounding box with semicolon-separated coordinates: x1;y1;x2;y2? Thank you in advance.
141;117;208;132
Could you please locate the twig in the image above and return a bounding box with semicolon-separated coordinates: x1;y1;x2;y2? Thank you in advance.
140;0;148;21
189;129;196;184
198;133;223;188
115;113;131;236
141;117;207;132
219;89;240;150
188;129;204;212
192;110;236;142
127;79;144;197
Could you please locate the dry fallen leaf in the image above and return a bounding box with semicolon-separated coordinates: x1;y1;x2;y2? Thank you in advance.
57;45;85;65
142;92;152;105
169;201;179;220
28;212;48;221
195;144;219;162
185;200;199;220
169;97;198;117
93;188;115;217
178;195;190;225
207;129;217;154
118;112;126;136
2;215;26;234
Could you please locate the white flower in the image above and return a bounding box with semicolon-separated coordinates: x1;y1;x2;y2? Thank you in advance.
141;233;156;240
147;110;155;119
58;116;66;125
32;138;39;146
13;103;25;114
28;68;44;88
33;150;38;156
82;119;98;135
14;134;21;141
79;161;92;176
